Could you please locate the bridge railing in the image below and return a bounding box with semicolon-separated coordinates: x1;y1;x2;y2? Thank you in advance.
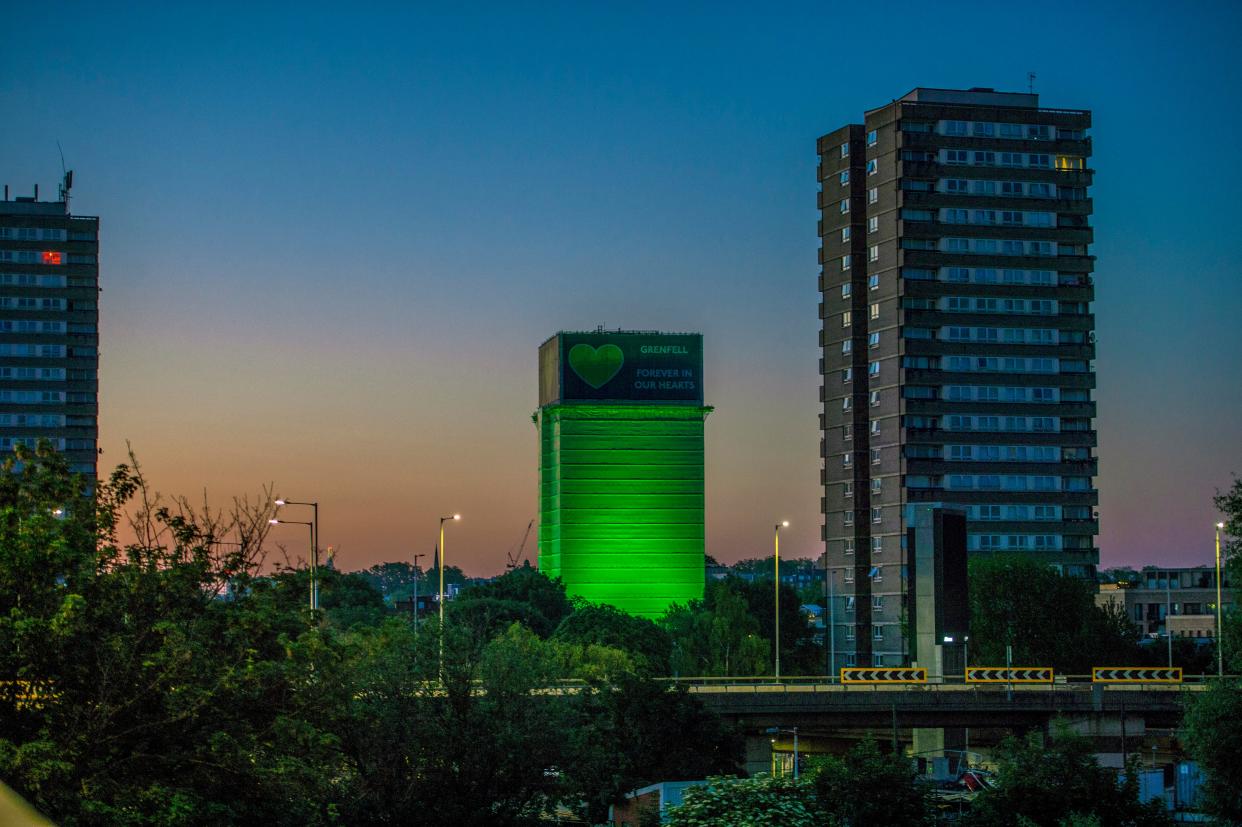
659;675;1223;694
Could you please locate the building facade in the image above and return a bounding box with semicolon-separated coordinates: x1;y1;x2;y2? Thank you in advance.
536;330;709;617
0;177;99;478
818;88;1097;666
1097;567;1235;640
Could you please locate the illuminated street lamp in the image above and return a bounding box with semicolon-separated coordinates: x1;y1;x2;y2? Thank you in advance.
774;520;789;680
274;499;319;610
438;514;461;673
269;518;314;610
1217;522;1226;677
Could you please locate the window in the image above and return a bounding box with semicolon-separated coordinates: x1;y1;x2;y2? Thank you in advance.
973;122;995;138
841;226;851;242
871;478;882;493
868;274;879;291
842;451;853;465
974;151;995;165
867;130;878;146
842;255;852;271
842;340;852;354
843;483;853;499
870;421;881;438
842;367;852;383
843;424;852;440
868;187;878;204
873;594;884;610
869;302;880;320
842;310;852;326
945;149;968;165
841;283;851;298
869;360;880;376
840;198;850;214
868;216;879;234
871;448;882;465
870;390;880;407
944;120;968;136
872;506;883;522
866;159;878;176
840;170;850;185
842;397;852;411
868;332;880;348
869;245;879;263
944;208;968;224
844;538;855;553
844;510;855;525
944;179;968;193
840;142;849;158
872;537;883;555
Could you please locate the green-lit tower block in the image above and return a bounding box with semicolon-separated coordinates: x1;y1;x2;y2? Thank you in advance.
536;332;709;617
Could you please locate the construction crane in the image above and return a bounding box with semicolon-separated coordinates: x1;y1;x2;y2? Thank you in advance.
507;520;534;571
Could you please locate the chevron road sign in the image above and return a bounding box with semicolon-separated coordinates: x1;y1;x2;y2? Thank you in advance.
966;667;1054;683
1091;667;1182;683
840;668;927;684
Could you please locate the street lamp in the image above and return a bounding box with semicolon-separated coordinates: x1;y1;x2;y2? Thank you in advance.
274;499;319;610
774;520;789;680
269;518;314;610
412;552;426;633
766;726;800;779
437;514;461;675
1216;522;1226;677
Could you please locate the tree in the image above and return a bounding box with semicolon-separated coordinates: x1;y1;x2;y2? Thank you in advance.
663;775;818;827
662;582;769;677
965;720;1171;827
969;556;1143;673
455;564;573;636
565;672;743;822
1178;476;1242;824
812;740;933;826
553;603;672;674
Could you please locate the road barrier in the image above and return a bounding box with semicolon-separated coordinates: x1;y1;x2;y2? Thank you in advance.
966;667;1054;683
840;668;927;684
1091;667;1182;683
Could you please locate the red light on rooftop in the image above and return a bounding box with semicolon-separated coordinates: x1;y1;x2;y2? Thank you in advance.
40;251;63;265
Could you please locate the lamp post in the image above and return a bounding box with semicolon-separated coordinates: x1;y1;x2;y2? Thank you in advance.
275;499;319;610
412;552;426;632
1217;522;1226;677
766;726;799;779
438;514;461;674
774;520;789;680
269;518;314;610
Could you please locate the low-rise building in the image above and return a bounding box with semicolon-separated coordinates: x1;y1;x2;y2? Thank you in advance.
1096;566;1234;639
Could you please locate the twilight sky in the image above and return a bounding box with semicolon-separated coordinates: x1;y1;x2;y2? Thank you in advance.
2;2;1240;575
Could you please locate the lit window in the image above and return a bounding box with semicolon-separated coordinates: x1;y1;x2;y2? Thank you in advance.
870;302;880;320
842;310;852;326
40;252;63;265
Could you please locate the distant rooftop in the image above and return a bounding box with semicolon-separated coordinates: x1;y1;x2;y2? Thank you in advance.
2;177;73;216
898;87;1040;109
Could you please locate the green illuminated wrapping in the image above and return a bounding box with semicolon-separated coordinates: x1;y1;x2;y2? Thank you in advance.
538;404;709;617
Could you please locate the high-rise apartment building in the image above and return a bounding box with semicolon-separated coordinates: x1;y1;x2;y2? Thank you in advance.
818;88;1097;667
0;176;99;478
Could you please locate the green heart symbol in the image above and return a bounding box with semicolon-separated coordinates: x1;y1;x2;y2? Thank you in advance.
568;343;624;389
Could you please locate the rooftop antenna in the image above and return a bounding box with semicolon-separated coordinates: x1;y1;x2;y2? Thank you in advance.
56;141;73;209
1027;72;1036;94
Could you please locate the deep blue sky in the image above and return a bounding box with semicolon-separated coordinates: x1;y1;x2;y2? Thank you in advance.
2;1;1239;573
